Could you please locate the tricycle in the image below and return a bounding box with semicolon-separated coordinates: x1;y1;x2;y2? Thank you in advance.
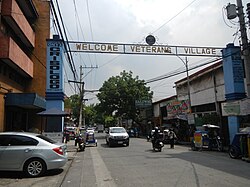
191;130;209;151
229;128;250;160
191;124;223;151
85;129;97;147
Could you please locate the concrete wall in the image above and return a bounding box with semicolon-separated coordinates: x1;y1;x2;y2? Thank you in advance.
191;68;225;106
26;0;50;96
0;0;50;131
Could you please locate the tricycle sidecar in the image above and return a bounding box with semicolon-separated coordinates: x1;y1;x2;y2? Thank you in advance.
85;130;97;147
229;130;250;159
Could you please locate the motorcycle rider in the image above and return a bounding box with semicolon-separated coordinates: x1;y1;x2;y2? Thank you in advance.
75;133;85;151
152;126;160;148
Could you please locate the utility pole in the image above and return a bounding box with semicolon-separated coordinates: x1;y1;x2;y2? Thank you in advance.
78;65;97;128
185;57;192;114
236;0;250;97
78;66;84;128
177;56;192;113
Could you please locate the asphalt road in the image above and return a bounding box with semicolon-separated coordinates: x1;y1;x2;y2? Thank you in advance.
61;133;250;187
1;133;250;187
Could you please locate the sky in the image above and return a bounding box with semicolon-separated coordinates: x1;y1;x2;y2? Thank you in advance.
52;0;250;105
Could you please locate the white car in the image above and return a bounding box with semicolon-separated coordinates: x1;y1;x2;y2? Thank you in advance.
0;132;68;177
106;127;129;147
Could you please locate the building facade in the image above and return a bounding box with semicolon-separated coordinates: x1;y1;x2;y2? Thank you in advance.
0;0;50;132
152;61;229;142
175;61;225;126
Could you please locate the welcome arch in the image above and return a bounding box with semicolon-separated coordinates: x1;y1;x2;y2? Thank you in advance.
67;41;223;57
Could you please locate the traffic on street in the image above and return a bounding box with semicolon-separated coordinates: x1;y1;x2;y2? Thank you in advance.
1;133;249;187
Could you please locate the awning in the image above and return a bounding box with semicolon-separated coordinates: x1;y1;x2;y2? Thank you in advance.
37;108;69;116
5;93;46;109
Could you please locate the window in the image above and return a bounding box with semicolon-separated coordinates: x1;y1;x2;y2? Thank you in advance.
110;128;126;133
0;135;11;146
37;134;57;144
9;135;38;146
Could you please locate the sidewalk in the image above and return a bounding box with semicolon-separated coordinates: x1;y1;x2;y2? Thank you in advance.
54;140;78;187
66;140;78;158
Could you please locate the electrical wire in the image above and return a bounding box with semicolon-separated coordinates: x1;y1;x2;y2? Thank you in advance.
73;0;79;40
55;0;78;78
99;55;122;68
63;60;76;95
85;0;98;88
145;57;222;83
51;0;78;82
72;0;93;67
152;0;199;34
222;6;236;29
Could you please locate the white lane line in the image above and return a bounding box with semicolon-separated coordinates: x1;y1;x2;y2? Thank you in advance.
90;148;117;187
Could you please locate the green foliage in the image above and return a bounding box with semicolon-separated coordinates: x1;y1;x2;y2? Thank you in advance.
104;116;117;127
65;94;81;123
84;104;97;125
97;71;153;122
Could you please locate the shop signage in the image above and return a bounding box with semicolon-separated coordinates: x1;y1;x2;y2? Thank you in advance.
46;40;64;92
135;100;152;108
222;98;250;116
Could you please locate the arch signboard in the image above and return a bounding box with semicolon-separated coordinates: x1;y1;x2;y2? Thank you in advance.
68;41;223;57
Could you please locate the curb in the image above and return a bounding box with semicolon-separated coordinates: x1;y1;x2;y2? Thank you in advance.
57;141;78;187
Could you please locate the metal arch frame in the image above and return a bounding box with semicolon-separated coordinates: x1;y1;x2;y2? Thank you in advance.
66;41;223;57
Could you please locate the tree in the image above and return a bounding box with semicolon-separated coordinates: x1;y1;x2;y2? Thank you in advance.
84;104;97;125
97;71;153;124
65;94;81;124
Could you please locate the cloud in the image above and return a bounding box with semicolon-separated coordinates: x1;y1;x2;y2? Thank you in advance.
57;0;249;104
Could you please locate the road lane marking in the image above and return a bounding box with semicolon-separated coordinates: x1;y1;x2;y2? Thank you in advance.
90;148;117;187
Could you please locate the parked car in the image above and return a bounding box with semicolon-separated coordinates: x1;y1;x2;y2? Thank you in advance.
97;124;104;133
106;127;129;147
0;132;68;177
65;126;76;140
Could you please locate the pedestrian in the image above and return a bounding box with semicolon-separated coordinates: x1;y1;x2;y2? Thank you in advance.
169;128;177;148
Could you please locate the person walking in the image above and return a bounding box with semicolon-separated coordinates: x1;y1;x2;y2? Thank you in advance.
169;128;177;148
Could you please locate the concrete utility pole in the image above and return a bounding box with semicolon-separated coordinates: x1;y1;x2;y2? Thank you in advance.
177;56;192;113
185;57;192;113
236;0;250;97
78;65;97;128
79;66;84;128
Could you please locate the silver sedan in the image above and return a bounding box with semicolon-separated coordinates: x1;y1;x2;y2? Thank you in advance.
0;132;68;177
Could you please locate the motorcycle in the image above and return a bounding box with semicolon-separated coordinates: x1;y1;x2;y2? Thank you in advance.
152;139;164;152
208;136;223;152
75;134;85;152
147;135;151;142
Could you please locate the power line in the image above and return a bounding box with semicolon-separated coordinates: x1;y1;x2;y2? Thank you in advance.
152;0;199;34
145;57;222;83
54;0;78;79
86;0;98;80
50;0;78;82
